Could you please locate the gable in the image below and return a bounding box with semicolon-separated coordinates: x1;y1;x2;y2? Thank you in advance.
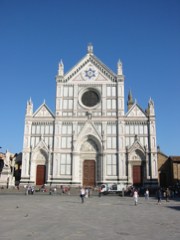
33;139;49;152
77;121;101;141
33;104;54;118
126;104;146;118
64;54;116;83
128;138;145;155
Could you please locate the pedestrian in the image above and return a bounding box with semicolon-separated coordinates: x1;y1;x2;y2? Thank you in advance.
25;185;28;195
85;188;89;198
98;186;102;197
133;189;138;205
67;185;71;195
88;187;91;197
157;188;162;204
121;188;125;197
49;186;52;195
31;186;34;195
53;186;57;195
165;188;170;202
80;187;85;203
145;189;149;200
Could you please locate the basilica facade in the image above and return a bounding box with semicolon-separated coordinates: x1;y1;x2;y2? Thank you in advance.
21;44;158;188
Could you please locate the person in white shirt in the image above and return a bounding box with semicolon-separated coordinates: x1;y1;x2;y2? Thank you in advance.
145;189;149;200
133;190;139;205
80;187;85;203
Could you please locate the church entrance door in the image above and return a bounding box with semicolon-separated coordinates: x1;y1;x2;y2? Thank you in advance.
36;165;46;185
83;160;95;187
133;165;142;186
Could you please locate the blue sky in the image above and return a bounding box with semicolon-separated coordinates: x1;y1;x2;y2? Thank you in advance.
0;0;180;155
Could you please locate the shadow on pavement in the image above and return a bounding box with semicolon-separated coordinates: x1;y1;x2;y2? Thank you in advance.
167;206;180;211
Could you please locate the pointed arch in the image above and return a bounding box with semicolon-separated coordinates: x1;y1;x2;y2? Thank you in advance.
127;138;146;186
31;140;49;165
73;133;102;187
32;148;48;165
75;134;102;153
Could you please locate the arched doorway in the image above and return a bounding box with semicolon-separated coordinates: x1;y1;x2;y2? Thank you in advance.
129;149;145;186
31;147;48;186
83;160;95;186
36;165;46;185
133;165;142;186
80;138;100;187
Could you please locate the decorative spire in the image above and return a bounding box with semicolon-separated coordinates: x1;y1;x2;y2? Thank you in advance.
117;59;123;75
26;98;33;116
58;59;64;76
29;97;32;104
87;43;93;54
128;90;133;102
127;90;134;110
148;97;155;116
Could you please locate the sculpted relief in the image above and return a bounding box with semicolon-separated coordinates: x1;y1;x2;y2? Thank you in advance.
81;139;98;152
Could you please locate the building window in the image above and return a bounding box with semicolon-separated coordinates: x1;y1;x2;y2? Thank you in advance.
107;86;116;97
107;138;116;149
60;154;71;175
64;86;73;97
63;99;73;110
106;155;117;176
37;125;40;134
61;137;71;149
32;125;35;134
107;99;116;110
79;88;100;109
107;124;116;134
82;89;100;107
62;124;72;134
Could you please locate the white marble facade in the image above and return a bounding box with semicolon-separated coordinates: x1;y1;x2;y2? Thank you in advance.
21;44;158;188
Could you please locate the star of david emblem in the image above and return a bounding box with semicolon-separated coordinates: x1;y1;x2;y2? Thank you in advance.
84;68;96;79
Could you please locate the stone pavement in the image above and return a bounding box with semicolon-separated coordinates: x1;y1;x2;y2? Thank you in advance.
0;193;179;240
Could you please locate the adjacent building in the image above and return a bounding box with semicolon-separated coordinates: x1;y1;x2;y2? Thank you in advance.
157;148;170;187
169;156;180;185
21;44;158;188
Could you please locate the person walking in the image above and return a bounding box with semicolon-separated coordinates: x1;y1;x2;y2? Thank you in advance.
133;189;139;205
145;189;149;200
165;188;170;202
98;186;102;197
85;188;89;198
121;188;125;197
25;185;29;195
80;187;85;203
157;188;162;204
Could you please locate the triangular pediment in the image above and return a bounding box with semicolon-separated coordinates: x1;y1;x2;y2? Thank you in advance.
33;103;54;118
33;139;49;152
127;138;146;162
128;138;145;153
31;140;49;163
77;121;101;141
64;54;116;83
126;103;147;118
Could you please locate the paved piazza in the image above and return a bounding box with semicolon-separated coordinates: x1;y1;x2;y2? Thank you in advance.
0;193;179;240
